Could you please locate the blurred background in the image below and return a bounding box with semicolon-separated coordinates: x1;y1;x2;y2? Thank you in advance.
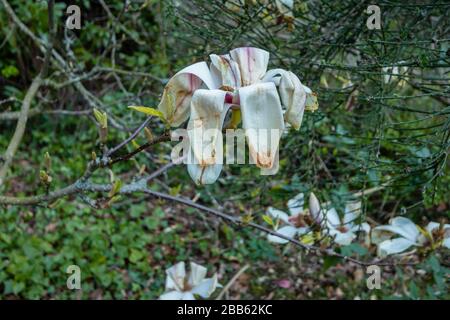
0;0;448;299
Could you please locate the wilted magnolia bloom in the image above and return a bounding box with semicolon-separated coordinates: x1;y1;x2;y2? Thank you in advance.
372;217;450;257
324;201;371;246
159;262;221;300
267;193;322;244
158;47;315;184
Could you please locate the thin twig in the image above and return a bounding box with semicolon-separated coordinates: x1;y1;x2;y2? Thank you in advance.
216;264;250;300
106;117;152;157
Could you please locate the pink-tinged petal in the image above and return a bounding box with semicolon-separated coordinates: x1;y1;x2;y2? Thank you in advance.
238;82;284;169
210;54;242;89
158;62;216;127
230;47;269;86
275;279;291;289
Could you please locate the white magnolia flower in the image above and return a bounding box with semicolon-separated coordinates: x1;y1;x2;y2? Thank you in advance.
158;47;315;184
372;217;450;257
324;201;371;246
159;262;220;300
267;193;322;244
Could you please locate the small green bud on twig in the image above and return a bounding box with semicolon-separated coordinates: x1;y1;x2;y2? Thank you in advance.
93;108;108;143
144;127;153;142
108;179;122;198
40;170;52;185
44;152;51;171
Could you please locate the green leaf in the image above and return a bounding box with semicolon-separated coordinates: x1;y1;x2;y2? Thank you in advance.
262;214;274;226
129;249;144;263
128;106;165;120
1;65;19;78
93;108;107;128
108;179;122;198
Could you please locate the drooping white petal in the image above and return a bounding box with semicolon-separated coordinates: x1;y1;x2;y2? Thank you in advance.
325;207;340;228
309;192;322;223
165;262;186;292
230;47;269;86
210;54;242;89
191;274;220;298
188;262;207;288
263;69;306;130
239;82;284;169
260;145;280;176
267;225;297;244
287;193;304;216
158;62;217;127
187;148;223;185
187;89;228;166
159;290;184;300
186;89;229;185
377;238;417;257
267;207;290;224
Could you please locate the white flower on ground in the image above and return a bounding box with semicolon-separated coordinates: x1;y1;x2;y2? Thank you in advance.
324;201;371;246
372;217;450;257
158;47;315;184
159;262;221;300
267;193;321;244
